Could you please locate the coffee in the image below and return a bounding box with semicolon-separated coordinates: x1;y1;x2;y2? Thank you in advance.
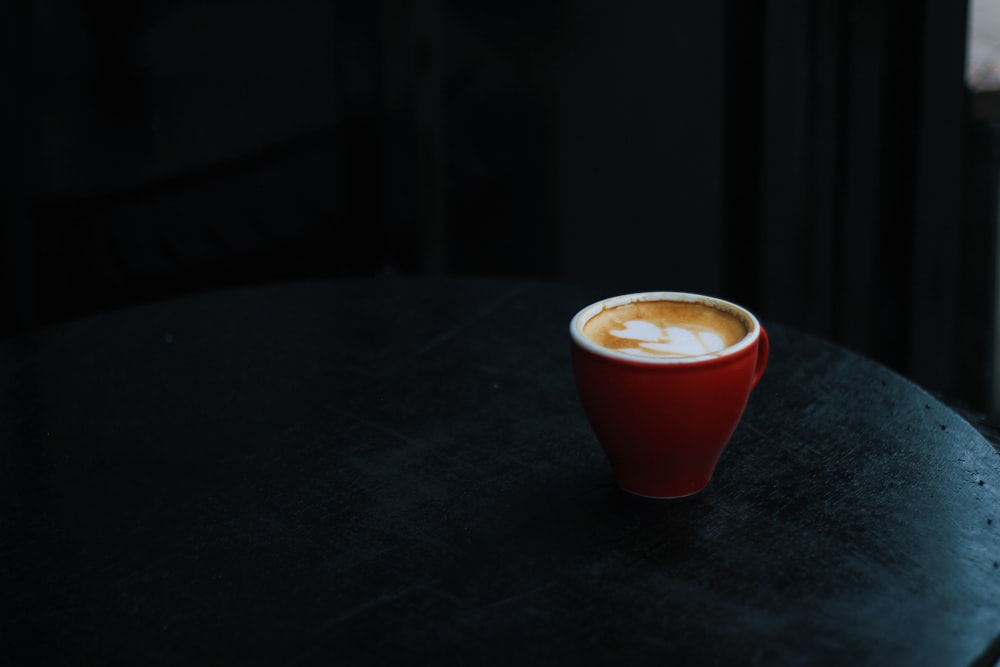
582;300;748;358
571;292;768;497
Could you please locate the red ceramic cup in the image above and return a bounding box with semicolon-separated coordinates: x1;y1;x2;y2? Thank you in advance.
570;292;769;498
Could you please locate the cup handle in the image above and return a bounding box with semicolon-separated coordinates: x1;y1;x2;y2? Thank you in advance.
751;326;769;390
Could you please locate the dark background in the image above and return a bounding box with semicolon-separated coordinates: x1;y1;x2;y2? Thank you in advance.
1;0;995;412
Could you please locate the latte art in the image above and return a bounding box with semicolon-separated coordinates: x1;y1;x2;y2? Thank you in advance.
583;300;748;358
609;320;729;356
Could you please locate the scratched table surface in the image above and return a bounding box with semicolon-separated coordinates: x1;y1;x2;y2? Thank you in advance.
1;277;999;666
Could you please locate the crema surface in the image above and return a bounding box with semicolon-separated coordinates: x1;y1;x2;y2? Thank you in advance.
583;300;748;357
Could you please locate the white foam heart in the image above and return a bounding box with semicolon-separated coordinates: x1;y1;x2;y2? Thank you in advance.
609;320;663;342
697;331;726;352
610;321;729;356
637;326;701;355
644;327;729;356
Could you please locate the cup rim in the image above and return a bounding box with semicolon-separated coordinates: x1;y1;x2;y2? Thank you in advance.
569;291;762;364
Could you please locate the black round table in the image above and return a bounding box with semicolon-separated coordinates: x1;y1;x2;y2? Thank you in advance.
2;277;998;666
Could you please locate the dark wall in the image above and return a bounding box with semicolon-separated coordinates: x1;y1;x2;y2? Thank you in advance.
2;1;728;328
1;0;989;409
550;2;726;295
5;0;377;328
